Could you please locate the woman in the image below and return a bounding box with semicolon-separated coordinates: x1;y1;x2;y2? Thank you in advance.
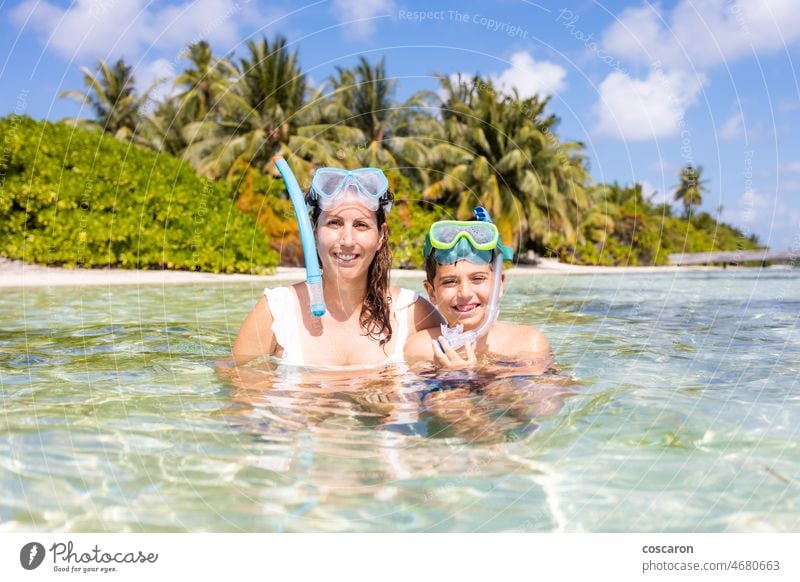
232;167;442;367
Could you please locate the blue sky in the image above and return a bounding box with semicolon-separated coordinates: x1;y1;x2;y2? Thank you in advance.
2;0;799;250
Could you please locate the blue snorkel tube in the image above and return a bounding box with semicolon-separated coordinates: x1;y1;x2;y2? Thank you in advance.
439;207;507;350
273;157;325;317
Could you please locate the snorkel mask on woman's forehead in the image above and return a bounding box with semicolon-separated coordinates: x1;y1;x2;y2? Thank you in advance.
423;207;514;351
309;167;392;212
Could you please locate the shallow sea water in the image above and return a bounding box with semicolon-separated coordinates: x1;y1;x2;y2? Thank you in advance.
1;268;798;532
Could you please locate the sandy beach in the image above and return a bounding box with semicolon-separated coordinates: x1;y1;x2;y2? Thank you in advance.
0;257;723;288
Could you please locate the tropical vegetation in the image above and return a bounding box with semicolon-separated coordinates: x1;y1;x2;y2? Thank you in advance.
674;164;708;218
0;35;763;272
0;116;276;272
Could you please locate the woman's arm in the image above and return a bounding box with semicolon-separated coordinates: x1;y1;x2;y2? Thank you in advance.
410;295;445;333
402;295;445;366
232;296;277;366
404;328;437;365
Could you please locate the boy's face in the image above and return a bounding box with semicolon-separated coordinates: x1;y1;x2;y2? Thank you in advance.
424;260;505;331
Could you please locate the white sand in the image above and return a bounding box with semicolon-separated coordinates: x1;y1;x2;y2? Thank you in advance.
0;257;723;288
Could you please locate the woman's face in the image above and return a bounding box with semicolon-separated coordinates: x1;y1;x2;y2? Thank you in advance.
316;201;385;282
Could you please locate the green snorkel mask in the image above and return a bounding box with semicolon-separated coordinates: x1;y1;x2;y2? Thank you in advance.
423;213;514;264
423;207;514;351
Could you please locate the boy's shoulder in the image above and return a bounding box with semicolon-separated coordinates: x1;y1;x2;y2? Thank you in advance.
489;322;550;355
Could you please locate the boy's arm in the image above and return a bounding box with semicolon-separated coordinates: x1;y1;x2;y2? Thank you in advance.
491;323;555;376
523;326;551;356
494;322;550;357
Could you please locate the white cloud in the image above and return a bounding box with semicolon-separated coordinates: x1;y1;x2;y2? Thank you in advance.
594;69;706;140
780;179;800;190
11;0;244;61
492;51;568;98
332;0;394;38
602;0;800;70
445;51;567;103
779;161;800;173
648;159;673;173
594;1;800;144
136;59;178;114
719;111;745;140
144;0;244;50
725;188;800;247
11;0;145;60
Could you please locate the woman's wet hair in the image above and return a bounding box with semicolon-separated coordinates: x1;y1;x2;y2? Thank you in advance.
309;189;395;348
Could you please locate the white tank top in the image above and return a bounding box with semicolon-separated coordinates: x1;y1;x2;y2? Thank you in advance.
263;286;418;367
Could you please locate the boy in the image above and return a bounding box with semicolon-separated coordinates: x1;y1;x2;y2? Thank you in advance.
404;212;552;370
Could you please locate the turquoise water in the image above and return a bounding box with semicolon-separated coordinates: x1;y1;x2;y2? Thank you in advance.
1;269;798;532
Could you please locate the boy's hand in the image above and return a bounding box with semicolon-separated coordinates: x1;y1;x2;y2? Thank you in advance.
432;337;477;369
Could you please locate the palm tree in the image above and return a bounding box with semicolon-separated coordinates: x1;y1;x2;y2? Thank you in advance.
174;40;237;122
59;58;151;141
674;164;708;218
424;74;591;252
306;56;435;179
143;98;191;156
142;41;238;157
182;36;310;179
331;57;394;145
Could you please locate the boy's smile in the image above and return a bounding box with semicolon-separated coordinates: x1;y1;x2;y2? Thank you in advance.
424;260;503;331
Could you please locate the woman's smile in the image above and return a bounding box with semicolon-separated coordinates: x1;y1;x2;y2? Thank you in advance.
317;203;383;277
333;251;360;265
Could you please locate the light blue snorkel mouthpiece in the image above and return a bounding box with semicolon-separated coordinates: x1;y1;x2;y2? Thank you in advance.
273;157;325;317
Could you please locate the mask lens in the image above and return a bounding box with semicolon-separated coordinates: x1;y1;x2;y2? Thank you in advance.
431;224;462;246
310;168;390;212
312;170;346;197
430;222;497;249
466;224;496;245
352;171;386;196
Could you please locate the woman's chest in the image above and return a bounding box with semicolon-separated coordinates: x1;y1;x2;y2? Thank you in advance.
298;316;399;366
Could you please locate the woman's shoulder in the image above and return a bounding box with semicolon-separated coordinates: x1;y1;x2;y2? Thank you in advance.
391;286;445;330
264;283;301;295
389;286;423;315
389;285;418;302
264;283;305;303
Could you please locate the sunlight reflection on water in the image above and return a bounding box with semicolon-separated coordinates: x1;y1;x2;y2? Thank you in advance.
1;269;798;532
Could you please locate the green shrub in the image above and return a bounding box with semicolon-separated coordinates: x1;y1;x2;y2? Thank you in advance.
231;168;303;266
554;184;764;266
386;172;440;269
0;116;277;273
